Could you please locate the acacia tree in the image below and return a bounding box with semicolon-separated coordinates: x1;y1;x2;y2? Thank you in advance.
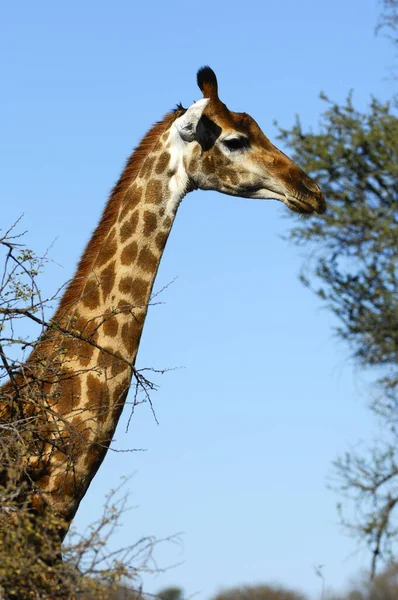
276;3;398;578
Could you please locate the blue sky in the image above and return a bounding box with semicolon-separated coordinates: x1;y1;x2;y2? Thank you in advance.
1;1;396;598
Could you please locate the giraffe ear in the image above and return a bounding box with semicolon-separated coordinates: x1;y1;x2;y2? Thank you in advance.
176;98;210;143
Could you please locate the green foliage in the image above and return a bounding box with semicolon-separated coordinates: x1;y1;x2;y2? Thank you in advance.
277;95;398;388
156;587;185;600
0;460;149;598
211;584;307;600
276;55;398;578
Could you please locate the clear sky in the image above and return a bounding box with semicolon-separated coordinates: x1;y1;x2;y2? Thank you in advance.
1;1;396;598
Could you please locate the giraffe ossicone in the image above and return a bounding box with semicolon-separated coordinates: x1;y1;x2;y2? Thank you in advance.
0;66;325;547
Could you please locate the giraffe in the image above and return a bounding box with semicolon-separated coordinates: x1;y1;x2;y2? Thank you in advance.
1;66;325;543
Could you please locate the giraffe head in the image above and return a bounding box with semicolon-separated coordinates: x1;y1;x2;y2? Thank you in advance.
174;67;325;215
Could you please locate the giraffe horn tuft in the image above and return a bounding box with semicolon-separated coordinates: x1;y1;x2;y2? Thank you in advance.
197;66;219;99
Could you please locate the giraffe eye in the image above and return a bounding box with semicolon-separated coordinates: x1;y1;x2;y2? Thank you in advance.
222;136;250;151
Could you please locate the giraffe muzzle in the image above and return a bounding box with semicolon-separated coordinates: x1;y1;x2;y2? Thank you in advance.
286;190;326;215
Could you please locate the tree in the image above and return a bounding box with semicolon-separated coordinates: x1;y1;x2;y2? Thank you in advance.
156;587;186;600
211;584;307;600
326;562;398;600
276;13;398;578
277;94;397;391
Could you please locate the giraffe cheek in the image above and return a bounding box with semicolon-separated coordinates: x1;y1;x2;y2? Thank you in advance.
188;157;199;175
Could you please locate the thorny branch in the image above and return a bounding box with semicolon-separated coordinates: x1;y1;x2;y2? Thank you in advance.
0;223;173;423
0;222;178;596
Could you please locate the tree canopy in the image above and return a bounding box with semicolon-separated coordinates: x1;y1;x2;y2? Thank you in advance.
276;16;398;578
278;94;397;392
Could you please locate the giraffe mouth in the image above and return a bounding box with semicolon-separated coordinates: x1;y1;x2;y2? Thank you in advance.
285;194;326;215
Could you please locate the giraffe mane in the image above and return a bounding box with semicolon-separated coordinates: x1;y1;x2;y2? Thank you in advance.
56;109;184;316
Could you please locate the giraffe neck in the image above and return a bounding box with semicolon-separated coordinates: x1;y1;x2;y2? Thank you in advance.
33;109;190;523
57;109;186;328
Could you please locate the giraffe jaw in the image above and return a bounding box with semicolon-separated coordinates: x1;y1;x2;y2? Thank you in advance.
229;185;325;215
284;194;326;215
249;189;325;215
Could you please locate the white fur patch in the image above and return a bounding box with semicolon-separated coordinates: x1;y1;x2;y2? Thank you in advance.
164;99;209;216
175;98;210;141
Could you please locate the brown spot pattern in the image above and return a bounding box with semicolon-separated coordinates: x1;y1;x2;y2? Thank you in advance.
119;201;130;223
121;322;131;351
82;278;100;310
120;216;136;243
53;471;76;497
101;261;116;298
70;416;91;441
96;236;117;267
84;444;105;469
121;321;139;355
130;210;139;232
70;314;97;338
155;231;168;251
132;277;149;304
155;151;171;174
119;276;134;296
119;277;150;307
163;216;172;229
111;353;128;377
145;179;162;204
119;185;142;221
143;210;158;237
137;247;158;273
86;373;105;408
71;416;84;428
118;277;149;305
59;335;76;361
140;155;155;178
103;314;118;337
55;373;82;413
86;369;118;419
78;341;95;367
113;381;129;420
117;299;131;313
121;241;138;265
60;333;96;367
